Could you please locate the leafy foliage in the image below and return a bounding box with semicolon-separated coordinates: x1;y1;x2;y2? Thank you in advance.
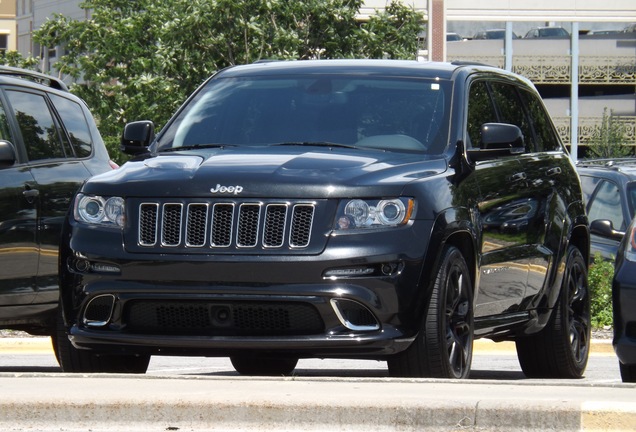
587;107;632;159
26;0;423;163
588;252;614;328
0;51;39;69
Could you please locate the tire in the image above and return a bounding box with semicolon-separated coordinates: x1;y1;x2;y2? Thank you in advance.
388;245;474;378
619;362;636;383
515;245;590;378
230;355;298;376
53;305;150;374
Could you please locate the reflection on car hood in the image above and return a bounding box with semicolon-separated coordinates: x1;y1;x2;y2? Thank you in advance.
83;148;448;198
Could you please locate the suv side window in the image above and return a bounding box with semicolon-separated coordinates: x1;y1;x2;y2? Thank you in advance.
49;94;93;158
588;180;624;230
0;102;12;142
489;82;534;152
519;88;561;152
466;81;497;148
5;90;68;162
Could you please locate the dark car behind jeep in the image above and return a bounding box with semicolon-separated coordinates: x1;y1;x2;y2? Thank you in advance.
57;60;590;378
0;67;114;337
577;158;636;260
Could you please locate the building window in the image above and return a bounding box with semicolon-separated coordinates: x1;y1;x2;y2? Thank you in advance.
0;35;8;52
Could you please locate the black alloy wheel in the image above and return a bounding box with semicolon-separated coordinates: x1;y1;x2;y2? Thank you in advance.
388;245;474;378
516;245;590;378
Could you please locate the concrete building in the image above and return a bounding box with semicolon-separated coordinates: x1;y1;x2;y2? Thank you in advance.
0;1;16;52
443;0;636;159
16;0;86;65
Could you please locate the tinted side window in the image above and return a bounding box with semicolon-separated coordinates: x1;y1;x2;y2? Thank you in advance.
588;180;624;230
466;81;497;148
519;88;561;152
578;174;601;204
50;94;93;158
0;101;12;142
489;82;534;152
6;90;66;162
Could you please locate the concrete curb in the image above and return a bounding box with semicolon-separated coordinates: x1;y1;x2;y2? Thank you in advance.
0;374;634;431
0;337;631;431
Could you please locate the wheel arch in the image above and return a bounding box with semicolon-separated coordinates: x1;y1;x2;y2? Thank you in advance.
415;208;478;319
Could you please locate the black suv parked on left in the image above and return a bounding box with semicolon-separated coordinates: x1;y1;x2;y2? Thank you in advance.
0;66;114;336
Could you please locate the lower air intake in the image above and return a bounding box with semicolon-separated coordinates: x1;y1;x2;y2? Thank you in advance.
124;300;324;336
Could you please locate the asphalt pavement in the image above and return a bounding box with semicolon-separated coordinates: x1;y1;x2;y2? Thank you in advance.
1;337;634;432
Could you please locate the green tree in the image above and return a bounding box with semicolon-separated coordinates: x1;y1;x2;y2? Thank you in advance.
586;107;632;159
31;0;424;163
0;51;39;69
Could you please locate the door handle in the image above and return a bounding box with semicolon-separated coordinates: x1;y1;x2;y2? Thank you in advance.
546;167;562;176
23;187;39;203
510;172;527;182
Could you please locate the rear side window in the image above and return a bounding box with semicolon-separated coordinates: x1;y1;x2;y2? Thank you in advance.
50;94;93;158
587;180;624;230
5;90;67;162
0;101;12;142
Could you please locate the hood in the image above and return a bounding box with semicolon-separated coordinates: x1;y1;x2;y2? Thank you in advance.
83;147;448;198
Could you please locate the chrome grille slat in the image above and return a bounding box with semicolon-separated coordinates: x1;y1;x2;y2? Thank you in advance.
139;203;159;246
237;204;261;248
211;203;234;247
137;200;315;251
290;204;315;248
161;204;183;246
186;204;208;247
263;204;288;248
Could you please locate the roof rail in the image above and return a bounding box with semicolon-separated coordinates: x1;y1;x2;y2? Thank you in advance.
576;158;636;168
0;66;69;92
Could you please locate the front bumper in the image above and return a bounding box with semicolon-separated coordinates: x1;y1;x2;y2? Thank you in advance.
61;220;434;359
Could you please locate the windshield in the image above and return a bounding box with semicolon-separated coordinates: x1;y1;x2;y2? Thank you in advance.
157;74;451;154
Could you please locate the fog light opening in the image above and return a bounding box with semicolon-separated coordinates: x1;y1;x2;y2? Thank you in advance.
330;298;380;331
83;294;116;327
75;259;90;272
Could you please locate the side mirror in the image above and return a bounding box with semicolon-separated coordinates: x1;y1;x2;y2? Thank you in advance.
121;121;154;155
590;219;625;241
467;123;525;162
0;140;17;167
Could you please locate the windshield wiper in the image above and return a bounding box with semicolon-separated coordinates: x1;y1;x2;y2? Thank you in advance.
272;141;359;150
161;144;236;152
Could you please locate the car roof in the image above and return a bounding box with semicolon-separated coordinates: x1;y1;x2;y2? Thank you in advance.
577;159;636;181
214;59;510;82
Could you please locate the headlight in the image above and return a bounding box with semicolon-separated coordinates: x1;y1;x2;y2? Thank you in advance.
74;194;125;228
335;198;414;230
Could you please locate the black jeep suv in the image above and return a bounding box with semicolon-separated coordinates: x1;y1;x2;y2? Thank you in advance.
0;66;114;336
58;60;590;378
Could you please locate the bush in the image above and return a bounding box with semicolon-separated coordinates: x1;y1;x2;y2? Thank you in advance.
588;253;614;329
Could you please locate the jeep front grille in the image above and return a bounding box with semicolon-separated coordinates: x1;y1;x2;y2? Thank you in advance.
136;200;316;251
